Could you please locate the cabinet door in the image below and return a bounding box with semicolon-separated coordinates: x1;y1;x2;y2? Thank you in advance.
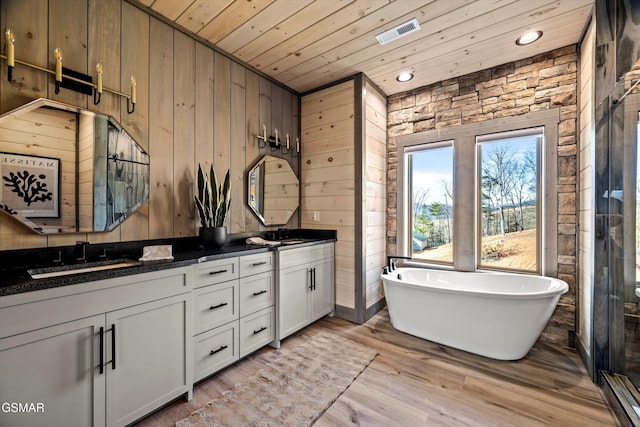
105;294;190;427
278;265;311;339
311;257;335;321
0;315;106;427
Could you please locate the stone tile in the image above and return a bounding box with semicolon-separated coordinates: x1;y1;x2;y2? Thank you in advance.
401;94;416;108
494;105;530;118
482;99;515;114
499;88;535;101
559;119;577;137
539;62;578;79
462;113;494;124
492;62;515;79
558;193;577;215
414;118;435;132
388;108;413;125
415;91;432;105
558;156;577;177
476;77;507;90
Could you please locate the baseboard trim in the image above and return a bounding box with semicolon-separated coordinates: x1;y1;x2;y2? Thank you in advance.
576;338;594;381
364;297;386;323
334;305;358;323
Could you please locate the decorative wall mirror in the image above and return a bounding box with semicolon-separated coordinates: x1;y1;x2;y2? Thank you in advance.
247;155;299;225
0;98;149;234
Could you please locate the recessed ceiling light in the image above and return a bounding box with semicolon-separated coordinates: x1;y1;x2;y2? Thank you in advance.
516;31;543;46
396;72;414;82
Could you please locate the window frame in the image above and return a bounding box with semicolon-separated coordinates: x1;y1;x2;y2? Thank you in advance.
396;109;560;276
404;140;455;266
476;127;544;274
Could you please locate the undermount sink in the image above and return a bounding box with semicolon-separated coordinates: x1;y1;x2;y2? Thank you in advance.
280;238;313;245
28;259;141;280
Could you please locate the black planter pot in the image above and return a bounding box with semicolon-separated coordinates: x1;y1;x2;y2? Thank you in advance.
199;226;227;248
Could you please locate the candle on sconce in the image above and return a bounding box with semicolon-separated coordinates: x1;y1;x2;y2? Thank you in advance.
262;124;267;141
130;76;136;104
274;128;279;146
6;29;15;68
286;133;290;149
296;137;300;153
96;63;103;94
54;48;62;82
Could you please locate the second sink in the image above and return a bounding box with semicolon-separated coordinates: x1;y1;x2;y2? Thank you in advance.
28;259;141;280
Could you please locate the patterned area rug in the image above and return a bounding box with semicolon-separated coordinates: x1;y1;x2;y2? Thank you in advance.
176;332;377;427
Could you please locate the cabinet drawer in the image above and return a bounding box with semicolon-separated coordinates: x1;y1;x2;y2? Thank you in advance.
194;257;239;289
194;281;239;334
193;321;239;382
239;271;274;317
278;243;334;270
239;252;273;277
239;307;275;358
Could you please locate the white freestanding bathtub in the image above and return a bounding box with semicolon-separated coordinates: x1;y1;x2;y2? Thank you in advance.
381;268;568;360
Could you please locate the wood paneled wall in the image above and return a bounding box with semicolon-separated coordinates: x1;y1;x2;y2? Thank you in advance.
364;81;387;309
301;80;356;309
301;75;388;320
578;19;595;359
0;0;299;250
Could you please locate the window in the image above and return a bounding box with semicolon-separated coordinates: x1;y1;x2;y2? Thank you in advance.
406;142;454;264
396;110;559;276
477;128;542;273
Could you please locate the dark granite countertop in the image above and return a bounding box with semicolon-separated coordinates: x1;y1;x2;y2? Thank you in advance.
0;230;336;298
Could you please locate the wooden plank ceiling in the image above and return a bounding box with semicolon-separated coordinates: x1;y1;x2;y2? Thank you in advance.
137;0;593;96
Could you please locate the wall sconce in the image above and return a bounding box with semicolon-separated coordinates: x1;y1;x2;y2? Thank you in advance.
94;63;103;105
5;29;14;82
128;76;136;114
255;125;299;156
270;128;280;151
1;29;138;114
54;48;63;94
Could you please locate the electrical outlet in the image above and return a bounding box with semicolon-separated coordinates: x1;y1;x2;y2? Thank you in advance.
312;211;320;222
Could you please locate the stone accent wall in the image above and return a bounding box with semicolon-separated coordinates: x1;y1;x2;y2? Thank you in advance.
386;45;578;347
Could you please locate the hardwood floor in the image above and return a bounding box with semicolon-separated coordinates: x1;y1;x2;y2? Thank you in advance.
134;309;618;426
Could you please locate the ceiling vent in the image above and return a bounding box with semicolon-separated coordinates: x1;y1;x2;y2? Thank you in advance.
376;18;421;45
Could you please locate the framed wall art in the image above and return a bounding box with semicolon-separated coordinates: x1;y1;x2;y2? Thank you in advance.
0;152;60;218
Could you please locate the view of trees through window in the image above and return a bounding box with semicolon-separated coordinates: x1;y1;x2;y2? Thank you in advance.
478;130;540;272
409;143;454;264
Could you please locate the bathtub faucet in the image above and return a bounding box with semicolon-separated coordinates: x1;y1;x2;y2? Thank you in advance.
385;255;412;273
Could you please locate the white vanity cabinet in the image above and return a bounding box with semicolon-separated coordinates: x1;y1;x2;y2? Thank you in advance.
192;252;274;382
192;257;240;382
0;268;192;427
277;242;335;341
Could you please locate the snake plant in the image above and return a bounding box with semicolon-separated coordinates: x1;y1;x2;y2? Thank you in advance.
194;164;231;228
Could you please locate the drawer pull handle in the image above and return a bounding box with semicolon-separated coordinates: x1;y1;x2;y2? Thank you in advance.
253;326;267;335
209;269;228;275
251;261;267;266
210;302;228;310
252;290;267;296
209;345;228;356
